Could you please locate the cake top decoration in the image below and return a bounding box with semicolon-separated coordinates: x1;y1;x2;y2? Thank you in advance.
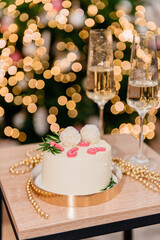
38;124;101;155
60;126;81;147
80;124;100;144
38;132;63;155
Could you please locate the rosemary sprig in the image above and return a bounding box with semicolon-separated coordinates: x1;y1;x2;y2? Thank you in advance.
37;132;62;155
101;177;117;191
44;132;61;144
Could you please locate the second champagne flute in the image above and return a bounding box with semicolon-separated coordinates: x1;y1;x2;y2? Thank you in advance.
86;29;116;138
126;33;159;169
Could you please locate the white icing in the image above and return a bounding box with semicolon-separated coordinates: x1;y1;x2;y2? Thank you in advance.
42;140;112;195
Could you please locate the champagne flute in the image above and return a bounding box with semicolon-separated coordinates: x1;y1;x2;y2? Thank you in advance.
86;29;116;138
126;33;159;169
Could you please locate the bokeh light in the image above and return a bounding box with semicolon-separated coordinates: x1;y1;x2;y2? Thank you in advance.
0;0;159;144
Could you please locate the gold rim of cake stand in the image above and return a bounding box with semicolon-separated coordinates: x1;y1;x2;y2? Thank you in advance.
30;163;122;207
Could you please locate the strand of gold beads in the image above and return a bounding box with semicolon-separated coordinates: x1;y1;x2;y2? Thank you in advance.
9;148;42;174
9;149;49;218
113;157;160;193
26;178;49;219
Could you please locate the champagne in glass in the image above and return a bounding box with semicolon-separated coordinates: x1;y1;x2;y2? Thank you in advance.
87;66;115;106
126;33;159;169
127;80;158;115
86;29;116;138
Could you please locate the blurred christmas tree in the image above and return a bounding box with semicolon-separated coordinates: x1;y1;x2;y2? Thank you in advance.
0;0;159;143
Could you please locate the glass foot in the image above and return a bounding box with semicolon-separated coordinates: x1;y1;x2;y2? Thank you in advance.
124;153;158;171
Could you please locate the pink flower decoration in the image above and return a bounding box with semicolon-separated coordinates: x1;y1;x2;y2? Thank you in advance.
49;141;56;146
97;147;106;152
87;148;97;155
58;146;64;151
70;147;79;152
49;141;64;151
67;147;79;157
67;151;77;158
79;141;90;147
87;147;106;155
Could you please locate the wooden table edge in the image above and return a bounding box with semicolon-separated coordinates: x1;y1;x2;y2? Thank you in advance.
18;204;160;239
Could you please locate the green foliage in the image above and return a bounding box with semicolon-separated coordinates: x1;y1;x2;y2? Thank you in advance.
101;177;117;191
37;132;62;155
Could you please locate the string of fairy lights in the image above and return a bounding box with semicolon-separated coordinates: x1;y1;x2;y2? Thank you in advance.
0;0;159;142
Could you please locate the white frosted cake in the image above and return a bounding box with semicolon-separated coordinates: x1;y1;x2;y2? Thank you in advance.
41;125;112;196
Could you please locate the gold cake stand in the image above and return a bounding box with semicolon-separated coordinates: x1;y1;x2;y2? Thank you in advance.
30;163;122;207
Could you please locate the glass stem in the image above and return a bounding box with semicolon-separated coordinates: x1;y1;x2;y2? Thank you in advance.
99;106;104;138
138;113;145;157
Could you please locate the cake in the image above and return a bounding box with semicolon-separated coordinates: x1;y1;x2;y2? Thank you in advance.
41;125;112;196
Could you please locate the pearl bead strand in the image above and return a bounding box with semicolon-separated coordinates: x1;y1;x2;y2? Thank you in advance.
26;178;49;219
113;157;160;193
9;148;43;174
9;148;49;218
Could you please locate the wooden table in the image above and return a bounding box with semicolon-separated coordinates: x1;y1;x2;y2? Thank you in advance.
1;134;160;240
